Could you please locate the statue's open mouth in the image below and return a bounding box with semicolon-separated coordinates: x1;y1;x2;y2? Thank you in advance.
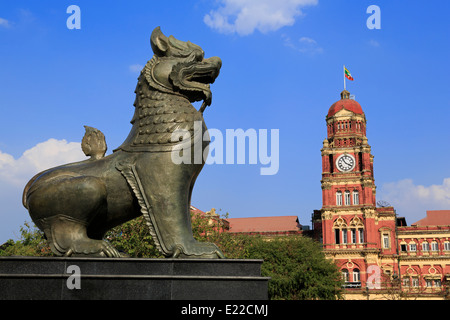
170;57;222;111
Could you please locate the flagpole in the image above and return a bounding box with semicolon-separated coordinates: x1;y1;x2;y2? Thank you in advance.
343;65;346;91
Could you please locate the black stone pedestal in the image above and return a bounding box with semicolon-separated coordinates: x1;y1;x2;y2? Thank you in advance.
0;257;269;300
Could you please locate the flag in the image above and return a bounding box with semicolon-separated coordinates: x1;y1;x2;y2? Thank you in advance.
344;66;354;81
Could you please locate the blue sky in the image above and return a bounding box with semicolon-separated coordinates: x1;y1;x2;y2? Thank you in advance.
0;0;449;243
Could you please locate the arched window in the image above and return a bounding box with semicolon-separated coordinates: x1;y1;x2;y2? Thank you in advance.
349;217;364;244
444;242;450;251
431;241;439;252
333;218;347;244
353;269;360;282
382;233;390;249
342;269;349;282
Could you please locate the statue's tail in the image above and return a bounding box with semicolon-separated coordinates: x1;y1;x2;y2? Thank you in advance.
22;172;43;209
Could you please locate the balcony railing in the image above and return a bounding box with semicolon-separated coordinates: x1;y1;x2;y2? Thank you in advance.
342;282;362;289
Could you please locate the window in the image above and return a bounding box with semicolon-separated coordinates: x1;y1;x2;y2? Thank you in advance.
342;229;348;244
352;191;359;205
426;279;433;288
353;269;360;282
336;191;343;206
445;242;450;251
344;191;351;206
412;277;419;287
435;280;442;288
385;270;392;279
358;229;364;243
351;229;357;244
409;243;417;252
422;242;430;251
329;154;334;172
382;234;390;249
333;218;347;245
403;278;410;287
342;269;349;282
431;242;439;252
400;244;407;252
335;229;340;244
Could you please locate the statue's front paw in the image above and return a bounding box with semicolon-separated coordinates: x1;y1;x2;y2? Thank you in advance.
171;242;225;259
64;239;122;258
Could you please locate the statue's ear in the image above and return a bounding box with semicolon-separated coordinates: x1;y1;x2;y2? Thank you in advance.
150;27;169;56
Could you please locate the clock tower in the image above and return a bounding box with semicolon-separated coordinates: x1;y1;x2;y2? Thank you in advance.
321;89;376;218
318;90;398;295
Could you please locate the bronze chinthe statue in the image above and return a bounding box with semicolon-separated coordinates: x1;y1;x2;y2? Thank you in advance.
22;27;224;259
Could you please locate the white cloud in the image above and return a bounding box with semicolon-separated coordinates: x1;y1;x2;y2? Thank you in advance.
368;39;380;47
0;139;86;242
129;64;143;73
204;0;318;36
378;178;450;224
0;17;10;28
282;34;323;55
0;139;86;187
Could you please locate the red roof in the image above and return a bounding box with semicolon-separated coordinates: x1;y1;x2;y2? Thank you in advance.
328;99;364;118
412;210;450;226
227;216;302;233
190;205;206;215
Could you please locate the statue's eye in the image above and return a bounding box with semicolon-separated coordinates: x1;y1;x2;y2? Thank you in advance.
196;51;204;61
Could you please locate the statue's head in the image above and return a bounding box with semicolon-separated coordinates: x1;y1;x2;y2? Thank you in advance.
144;27;222;109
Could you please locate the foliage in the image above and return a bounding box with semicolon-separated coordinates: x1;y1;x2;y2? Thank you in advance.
190;210;343;299
190;210;251;259
105;217;163;258
0;221;53;257
245;236;343;300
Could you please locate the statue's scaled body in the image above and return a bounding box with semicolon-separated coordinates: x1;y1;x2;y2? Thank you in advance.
22;27;224;259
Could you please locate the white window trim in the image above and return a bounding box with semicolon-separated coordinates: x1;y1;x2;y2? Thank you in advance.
336;191;343;206
358;229;364;243
352;191;359;205
342;229;348;244
344;191;351;206
382;233;390;249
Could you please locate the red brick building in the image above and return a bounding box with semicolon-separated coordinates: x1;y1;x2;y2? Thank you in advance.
397;210;450;297
314;91;450;299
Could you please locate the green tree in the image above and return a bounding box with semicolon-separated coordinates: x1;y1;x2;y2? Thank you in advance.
190;210;343;299
0;221;53;257
105;217;163;258
245;235;343;300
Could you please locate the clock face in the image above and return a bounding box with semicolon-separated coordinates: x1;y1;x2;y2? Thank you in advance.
336;154;355;172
